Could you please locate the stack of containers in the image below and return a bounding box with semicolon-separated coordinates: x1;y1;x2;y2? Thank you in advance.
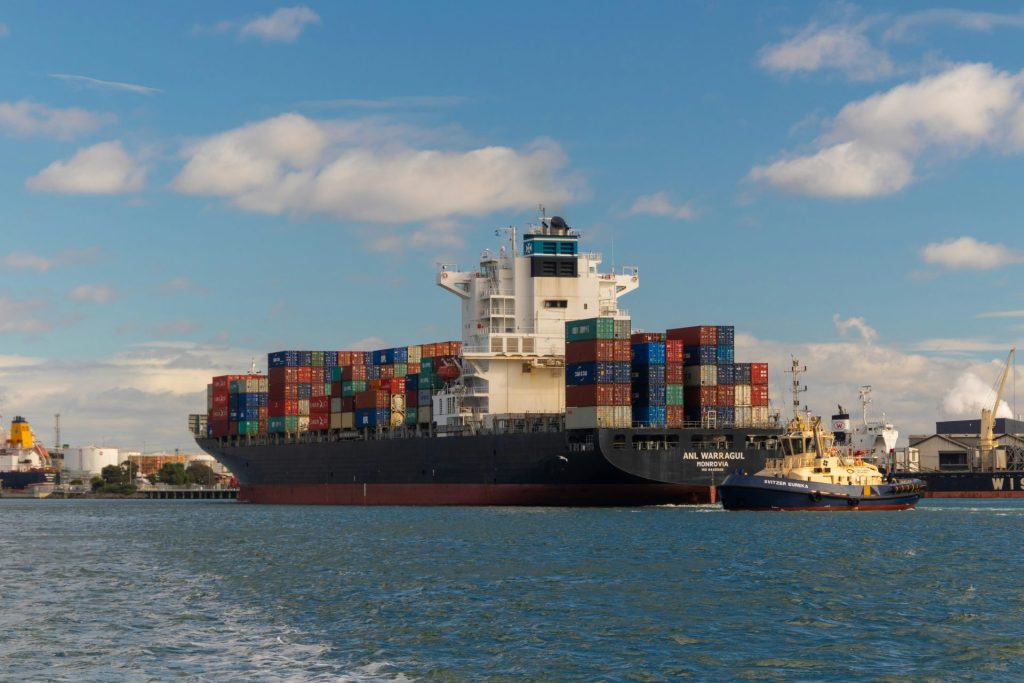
206;374;266;437
751;362;770;425
714;326;735;425
564;317;631;428
630;332;666;427
665;338;685;427
671;325;718;423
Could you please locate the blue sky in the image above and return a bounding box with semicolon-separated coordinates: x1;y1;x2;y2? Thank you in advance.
3;2;1024;452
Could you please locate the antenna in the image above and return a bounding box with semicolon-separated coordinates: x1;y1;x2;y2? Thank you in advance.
787;356;808;419
494;226;518;256
249;357;258;374
54;413;61;454
859;386;872;426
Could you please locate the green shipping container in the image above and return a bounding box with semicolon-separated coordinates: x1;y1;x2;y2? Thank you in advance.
285;415;299;432
405;409;417;426
239;420;260;435
330;367;343;382
343;380;368;397
394;363;407;376
666;384;685;406
311;351;324;367
565;317;615;342
421;358;434;372
268;416;286;433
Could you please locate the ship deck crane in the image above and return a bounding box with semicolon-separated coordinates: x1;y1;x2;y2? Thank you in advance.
979;347;1015;470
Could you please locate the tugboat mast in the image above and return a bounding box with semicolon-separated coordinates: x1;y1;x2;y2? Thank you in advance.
788;357;808;420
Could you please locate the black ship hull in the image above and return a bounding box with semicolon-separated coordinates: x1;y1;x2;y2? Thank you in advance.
906;471;1024;498
0;470;58;491
196;426;779;505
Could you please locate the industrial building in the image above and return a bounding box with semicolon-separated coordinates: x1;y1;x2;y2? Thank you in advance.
908;418;1024;471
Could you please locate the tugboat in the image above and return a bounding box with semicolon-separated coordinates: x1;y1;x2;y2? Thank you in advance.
718;359;925;511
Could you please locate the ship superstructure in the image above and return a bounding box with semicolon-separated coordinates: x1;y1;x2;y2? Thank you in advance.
831;386;899;465
433;215;636;431
0;415;59;491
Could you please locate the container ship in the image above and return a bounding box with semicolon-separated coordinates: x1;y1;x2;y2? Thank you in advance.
191;215;783;505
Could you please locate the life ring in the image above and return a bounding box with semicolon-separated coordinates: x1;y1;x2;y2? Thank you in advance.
441;272;448;279
846;468;854;474
631;276;638;282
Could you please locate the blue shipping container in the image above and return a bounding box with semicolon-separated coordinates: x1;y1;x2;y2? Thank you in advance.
630;342;666;365
355;408;390;427
299;351;313;366
632;406;667;427
734;363;751;384
324;351;338;367
297;384;312;399
718;406;736;424
683;345;717;366
566;361;617;385
418;389;433;406
268;350;300;368
716;326;735;345
405;376;418;391
630;364;666;384
631;386;667;406
716;345;734;364
716;364;736;385
614;362;631;384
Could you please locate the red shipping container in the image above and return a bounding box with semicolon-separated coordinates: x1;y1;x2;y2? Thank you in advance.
379;365;394;379
343;365;368;381
565;340;615;363
337;351;354;366
685;386;716;406
666;406;685;428
751;363;769;385
342;397;355;412
212;375;245;392
630;332;663;343
258;419;267;434
311;383;325;398
667;326;717;346
212;393;229;407
330;383;342;398
407;362;420;375
566;384;616;406
665;340;684;364
355;389;390;409
752;384;769;406
259;407;268;420
309;414;330;431
309;396;330;413
389;378;405;393
269;399;285;415
297;367;312;383
716;385;735;406
269;367;298;385
613;340;631;362
613;383;631;405
269;383;298;400
285;399;299;416
211;406;229;420
228;422;239;436
209;419;229;437
665;364;684;383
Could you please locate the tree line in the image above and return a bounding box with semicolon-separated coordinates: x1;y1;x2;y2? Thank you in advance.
90;461;216;494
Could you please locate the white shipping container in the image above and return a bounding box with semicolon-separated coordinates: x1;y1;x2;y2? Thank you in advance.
613;406;631;428
735;384;752;407
330;398;342;413
298;399;310;416
407;345;422;363
298;416;310;432
684;365;717;387
752;406;770;425
734;406;752;427
258;377;268;393
566;406;620;429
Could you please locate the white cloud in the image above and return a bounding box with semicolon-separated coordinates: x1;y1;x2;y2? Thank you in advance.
172;113;578;224
0;100;112;140
153;319;200;336
912;338;1015;353
297;96;472;110
759;24;893;81
159;277;206;294
942;371;1013;419
627;192;696;220
0;341;264;452
3;247;100;273
885;10;1024;42
978;310;1024;318
70;284;116;304
833;314;879;343
26;141;146;194
0;297;51;334
366;220;466;252
921;236;1024;271
240;6;320;43
750;63;1024;197
50;73;161;96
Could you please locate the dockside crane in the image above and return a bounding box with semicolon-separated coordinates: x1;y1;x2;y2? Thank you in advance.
979;347;1016;471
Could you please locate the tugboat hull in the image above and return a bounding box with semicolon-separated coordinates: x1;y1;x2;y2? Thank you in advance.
718;474;924;511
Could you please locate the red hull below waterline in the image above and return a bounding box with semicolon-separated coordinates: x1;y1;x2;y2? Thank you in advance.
925;491;1024;498
239;483;711;506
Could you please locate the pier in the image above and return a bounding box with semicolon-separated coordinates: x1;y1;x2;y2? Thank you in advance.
143;488;238;500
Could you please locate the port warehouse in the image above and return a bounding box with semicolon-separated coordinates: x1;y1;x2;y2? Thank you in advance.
193;321;772;440
905;418;1024;471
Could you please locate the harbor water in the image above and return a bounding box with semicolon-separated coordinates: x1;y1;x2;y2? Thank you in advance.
2;499;1023;681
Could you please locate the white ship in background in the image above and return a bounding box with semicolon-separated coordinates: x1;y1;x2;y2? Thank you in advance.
831;386;899;465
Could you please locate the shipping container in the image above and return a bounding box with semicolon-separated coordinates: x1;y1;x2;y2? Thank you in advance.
354;408;390;428
716;364;736;385
665;363;684;384
751;363;769;385
309;414;330;431
734;406;752;427
716;345;734;364
684;386;717;407
752;406;770;424
734;363;751;385
666;405;685;428
355;389;391;409
683;345;717;366
613;319;631;341
664;339;684;364
566;361;618;385
630;342;666;365
613;340;631;362
418;407;432;424
734;384;752;407
630;332;664;343
566;384;617;406
565;339;616;364
666;384;684;406
565;317;616;342
632;406;666;427
566;405;623;429
752;384;769;407
683;365;717;387
667;326;717;346
715;385;735;406
716;326;735;346
309;396;330;413
632;385;667;406
630;364;665;385
268;351;300;368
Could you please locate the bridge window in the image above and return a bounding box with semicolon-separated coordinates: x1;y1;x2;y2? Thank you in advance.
938;451;968;471
544;300;568;308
